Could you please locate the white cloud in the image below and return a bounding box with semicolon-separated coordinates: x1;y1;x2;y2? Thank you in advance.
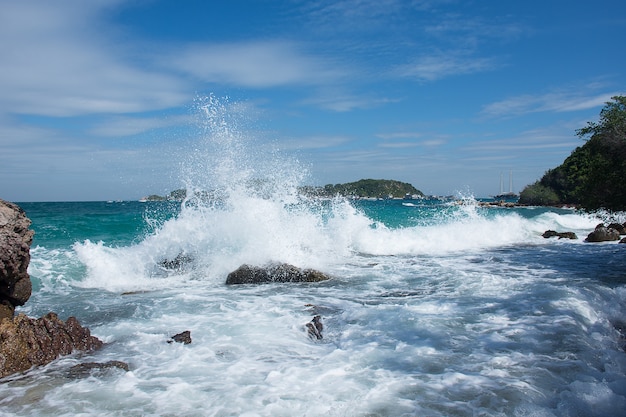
481;90;619;118
169;41;344;88
89;115;194;137
0;0;189;118
397;53;497;82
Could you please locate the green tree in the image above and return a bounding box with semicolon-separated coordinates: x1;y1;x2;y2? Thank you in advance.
519;96;626;210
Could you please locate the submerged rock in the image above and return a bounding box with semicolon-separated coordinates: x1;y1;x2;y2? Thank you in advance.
225;263;331;285
0;312;103;378
585;224;621;242
168;330;192;344
542;230;578;240
68;360;129;378
305;315;323;340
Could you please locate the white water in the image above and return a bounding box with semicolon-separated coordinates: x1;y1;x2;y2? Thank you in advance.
3;96;626;416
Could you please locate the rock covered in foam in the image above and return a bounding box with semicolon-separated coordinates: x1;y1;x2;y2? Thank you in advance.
225;263;331;285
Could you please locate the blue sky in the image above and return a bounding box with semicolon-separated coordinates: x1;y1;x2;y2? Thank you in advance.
1;0;624;201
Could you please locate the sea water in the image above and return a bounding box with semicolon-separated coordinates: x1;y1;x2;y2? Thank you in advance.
1;97;626;417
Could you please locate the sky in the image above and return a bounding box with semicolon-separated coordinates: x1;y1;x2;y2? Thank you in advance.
1;0;625;201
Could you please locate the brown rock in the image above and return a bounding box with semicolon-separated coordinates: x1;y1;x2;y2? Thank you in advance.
0;313;103;378
542;230;578;239
585;224;621;242
0;199;35;310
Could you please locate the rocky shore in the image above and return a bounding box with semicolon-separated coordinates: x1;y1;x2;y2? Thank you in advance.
0;199;104;379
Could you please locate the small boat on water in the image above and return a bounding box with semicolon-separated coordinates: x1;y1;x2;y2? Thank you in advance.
493;171;519;202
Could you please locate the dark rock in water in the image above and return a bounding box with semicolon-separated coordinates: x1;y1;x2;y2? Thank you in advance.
0;312;103;378
306;315;323;340
158;252;194;272
226;263;331;285
607;223;626;235
68;360;129;378
542;230;578;240
0;199;35;318
168;330;192;344
585;224;621;242
620;237;626;244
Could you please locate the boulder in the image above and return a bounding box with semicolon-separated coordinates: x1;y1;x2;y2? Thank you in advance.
0;199;35;317
0;312;103;378
585;224;621;242
226;263;331;285
607;223;626;235
542;230;578;240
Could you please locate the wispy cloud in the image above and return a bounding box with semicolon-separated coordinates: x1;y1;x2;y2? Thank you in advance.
396;53;497;82
89;115;194;137
0;1;189;118
168;41;344;88
481;90;619;118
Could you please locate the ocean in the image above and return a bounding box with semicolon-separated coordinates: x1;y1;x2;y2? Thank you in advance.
1;98;626;416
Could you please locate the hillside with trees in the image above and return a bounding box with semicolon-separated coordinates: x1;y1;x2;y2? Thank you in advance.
518;96;626;211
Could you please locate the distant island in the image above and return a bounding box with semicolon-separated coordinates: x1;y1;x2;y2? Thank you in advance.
141;179;425;202
301;179;424;199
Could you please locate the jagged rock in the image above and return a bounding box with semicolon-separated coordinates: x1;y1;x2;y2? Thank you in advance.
226;263;331;285
68;360;129;378
305;315;323;340
585;224;621;242
0;199;35;315
168;330;192;344
0;312;103;378
158;253;194;272
542;230;578;239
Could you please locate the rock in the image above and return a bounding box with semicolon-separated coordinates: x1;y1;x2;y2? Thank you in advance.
620;237;626;244
305;315;323;340
585;224;621;242
607;223;626;235
0;312;103;378
225;263;331;285
68;360;129;378
542;230;578;240
168;330;192;344
0;199;35;311
158;252;194;272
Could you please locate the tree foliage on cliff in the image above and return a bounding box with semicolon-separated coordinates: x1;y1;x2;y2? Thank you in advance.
313;179;423;198
519;96;626;210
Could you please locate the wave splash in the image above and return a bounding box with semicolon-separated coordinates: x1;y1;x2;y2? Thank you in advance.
70;96;601;292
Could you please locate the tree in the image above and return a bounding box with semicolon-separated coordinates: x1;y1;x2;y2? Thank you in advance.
519;96;626;210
